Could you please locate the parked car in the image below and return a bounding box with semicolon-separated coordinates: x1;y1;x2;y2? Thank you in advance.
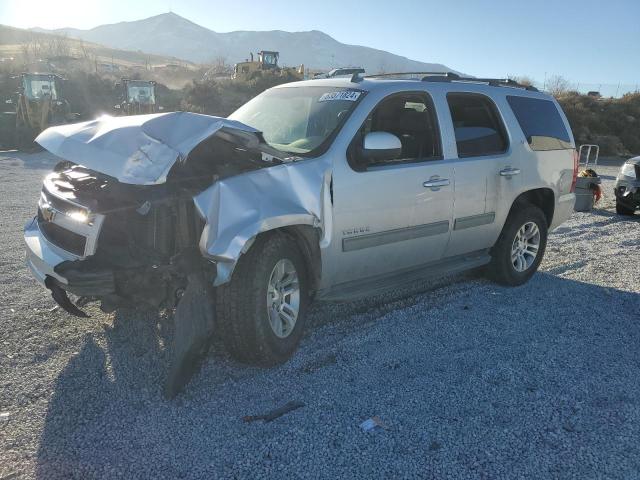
614;156;640;215
24;74;577;395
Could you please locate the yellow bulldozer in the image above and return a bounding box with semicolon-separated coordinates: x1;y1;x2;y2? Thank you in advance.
114;79;159;116
233;51;304;80
0;73;78;150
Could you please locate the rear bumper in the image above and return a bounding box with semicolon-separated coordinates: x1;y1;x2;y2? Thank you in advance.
550;193;575;230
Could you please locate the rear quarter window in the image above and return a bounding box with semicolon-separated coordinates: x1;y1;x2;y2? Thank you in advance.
507;96;572;151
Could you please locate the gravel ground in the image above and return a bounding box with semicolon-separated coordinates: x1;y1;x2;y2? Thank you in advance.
1;151;639;480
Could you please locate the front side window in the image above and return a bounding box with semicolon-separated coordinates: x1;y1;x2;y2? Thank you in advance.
350;92;441;169
507;96;572;151
229;86;364;156
447;93;508;158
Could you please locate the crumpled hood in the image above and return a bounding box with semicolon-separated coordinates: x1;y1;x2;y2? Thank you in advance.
35;111;261;185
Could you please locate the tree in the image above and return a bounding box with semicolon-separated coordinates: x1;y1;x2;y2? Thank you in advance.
546;75;572;96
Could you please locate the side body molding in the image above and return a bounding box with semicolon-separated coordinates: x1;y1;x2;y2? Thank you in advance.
193;157;332;285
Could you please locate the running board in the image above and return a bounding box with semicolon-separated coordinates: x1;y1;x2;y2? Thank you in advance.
317;250;491;302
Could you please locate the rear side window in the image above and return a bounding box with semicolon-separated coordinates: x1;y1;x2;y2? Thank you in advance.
447;93;508;158
507;96;572;151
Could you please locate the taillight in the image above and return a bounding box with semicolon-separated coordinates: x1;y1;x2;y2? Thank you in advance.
570;149;579;192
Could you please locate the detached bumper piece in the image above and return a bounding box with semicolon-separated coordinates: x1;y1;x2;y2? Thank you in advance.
44;276;89;318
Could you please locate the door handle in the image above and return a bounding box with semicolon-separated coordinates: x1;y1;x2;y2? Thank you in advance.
423;178;450;188
499;167;521;177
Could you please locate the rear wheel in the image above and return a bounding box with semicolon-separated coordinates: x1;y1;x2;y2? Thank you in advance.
487;203;548;286
616;201;636;216
216;233;309;365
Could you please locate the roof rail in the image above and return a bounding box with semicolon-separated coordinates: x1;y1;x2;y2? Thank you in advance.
423;75;538;91
365;71;455;79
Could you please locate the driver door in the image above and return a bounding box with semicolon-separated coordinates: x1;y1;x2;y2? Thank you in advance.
329;91;454;285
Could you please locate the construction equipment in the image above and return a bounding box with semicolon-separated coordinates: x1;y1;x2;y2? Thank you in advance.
114;79;159;116
1;73;78;150
233;51;304;80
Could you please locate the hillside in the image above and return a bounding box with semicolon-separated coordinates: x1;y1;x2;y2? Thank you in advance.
0;24;196;70
33;12;457;73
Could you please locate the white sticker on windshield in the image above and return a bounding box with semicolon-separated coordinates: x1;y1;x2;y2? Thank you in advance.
318;91;362;102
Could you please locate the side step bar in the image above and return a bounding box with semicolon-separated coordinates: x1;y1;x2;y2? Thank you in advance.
317;250;491;302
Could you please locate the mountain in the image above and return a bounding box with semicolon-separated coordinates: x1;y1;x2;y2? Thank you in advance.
32;12;456;73
0;24;195;69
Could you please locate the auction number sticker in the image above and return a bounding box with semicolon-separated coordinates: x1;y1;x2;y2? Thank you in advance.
318;91;362;102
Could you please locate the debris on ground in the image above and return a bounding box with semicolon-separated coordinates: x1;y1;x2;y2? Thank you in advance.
0;412;10;423
243;401;305;423
359;416;389;432
163;269;216;400
429;441;442;451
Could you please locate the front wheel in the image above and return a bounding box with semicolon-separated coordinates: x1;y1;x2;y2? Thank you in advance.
487;204;548;286
216;233;309;365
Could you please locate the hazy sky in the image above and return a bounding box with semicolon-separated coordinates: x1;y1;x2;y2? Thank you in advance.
2;0;639;86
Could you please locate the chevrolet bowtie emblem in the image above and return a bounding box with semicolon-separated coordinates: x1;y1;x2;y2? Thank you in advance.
41;204;56;222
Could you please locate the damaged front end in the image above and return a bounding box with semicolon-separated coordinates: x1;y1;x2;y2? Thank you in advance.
27;112;285;315
27;164;209;315
25;112;304;396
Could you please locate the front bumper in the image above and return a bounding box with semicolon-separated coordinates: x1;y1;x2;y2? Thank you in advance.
25;215;116;295
24;216;76;287
25;217;118;316
614;178;640;208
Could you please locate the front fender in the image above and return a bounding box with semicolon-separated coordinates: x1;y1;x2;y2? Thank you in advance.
193;157;331;285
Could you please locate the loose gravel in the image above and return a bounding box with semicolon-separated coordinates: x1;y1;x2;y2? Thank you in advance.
0;151;639;480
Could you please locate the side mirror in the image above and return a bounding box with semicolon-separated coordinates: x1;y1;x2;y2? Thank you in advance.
361;131;402;163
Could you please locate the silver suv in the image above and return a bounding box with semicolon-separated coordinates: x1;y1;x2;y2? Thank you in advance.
25;74;577;394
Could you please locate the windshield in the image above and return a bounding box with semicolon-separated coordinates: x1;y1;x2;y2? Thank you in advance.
127;82;155;104
229;86;364;155
23;76;58;100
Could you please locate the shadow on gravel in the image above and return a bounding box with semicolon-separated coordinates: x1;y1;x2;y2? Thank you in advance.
35;274;640;479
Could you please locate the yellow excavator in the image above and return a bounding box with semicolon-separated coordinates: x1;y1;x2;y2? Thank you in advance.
1;73;78;150
233;51;304;80
114;79;159;116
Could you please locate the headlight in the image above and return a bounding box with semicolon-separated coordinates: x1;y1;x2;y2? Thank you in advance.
620;163;636;179
68;210;90;223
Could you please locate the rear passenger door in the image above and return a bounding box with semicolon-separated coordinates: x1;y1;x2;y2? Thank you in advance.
442;92;522;257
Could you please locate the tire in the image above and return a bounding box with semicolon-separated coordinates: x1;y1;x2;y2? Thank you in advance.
216;233;309;365
616;201;635;216
487;203;548;286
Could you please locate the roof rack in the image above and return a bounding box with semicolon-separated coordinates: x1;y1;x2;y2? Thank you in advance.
422;74;539;91
364;71;453;79
357;71;538;91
